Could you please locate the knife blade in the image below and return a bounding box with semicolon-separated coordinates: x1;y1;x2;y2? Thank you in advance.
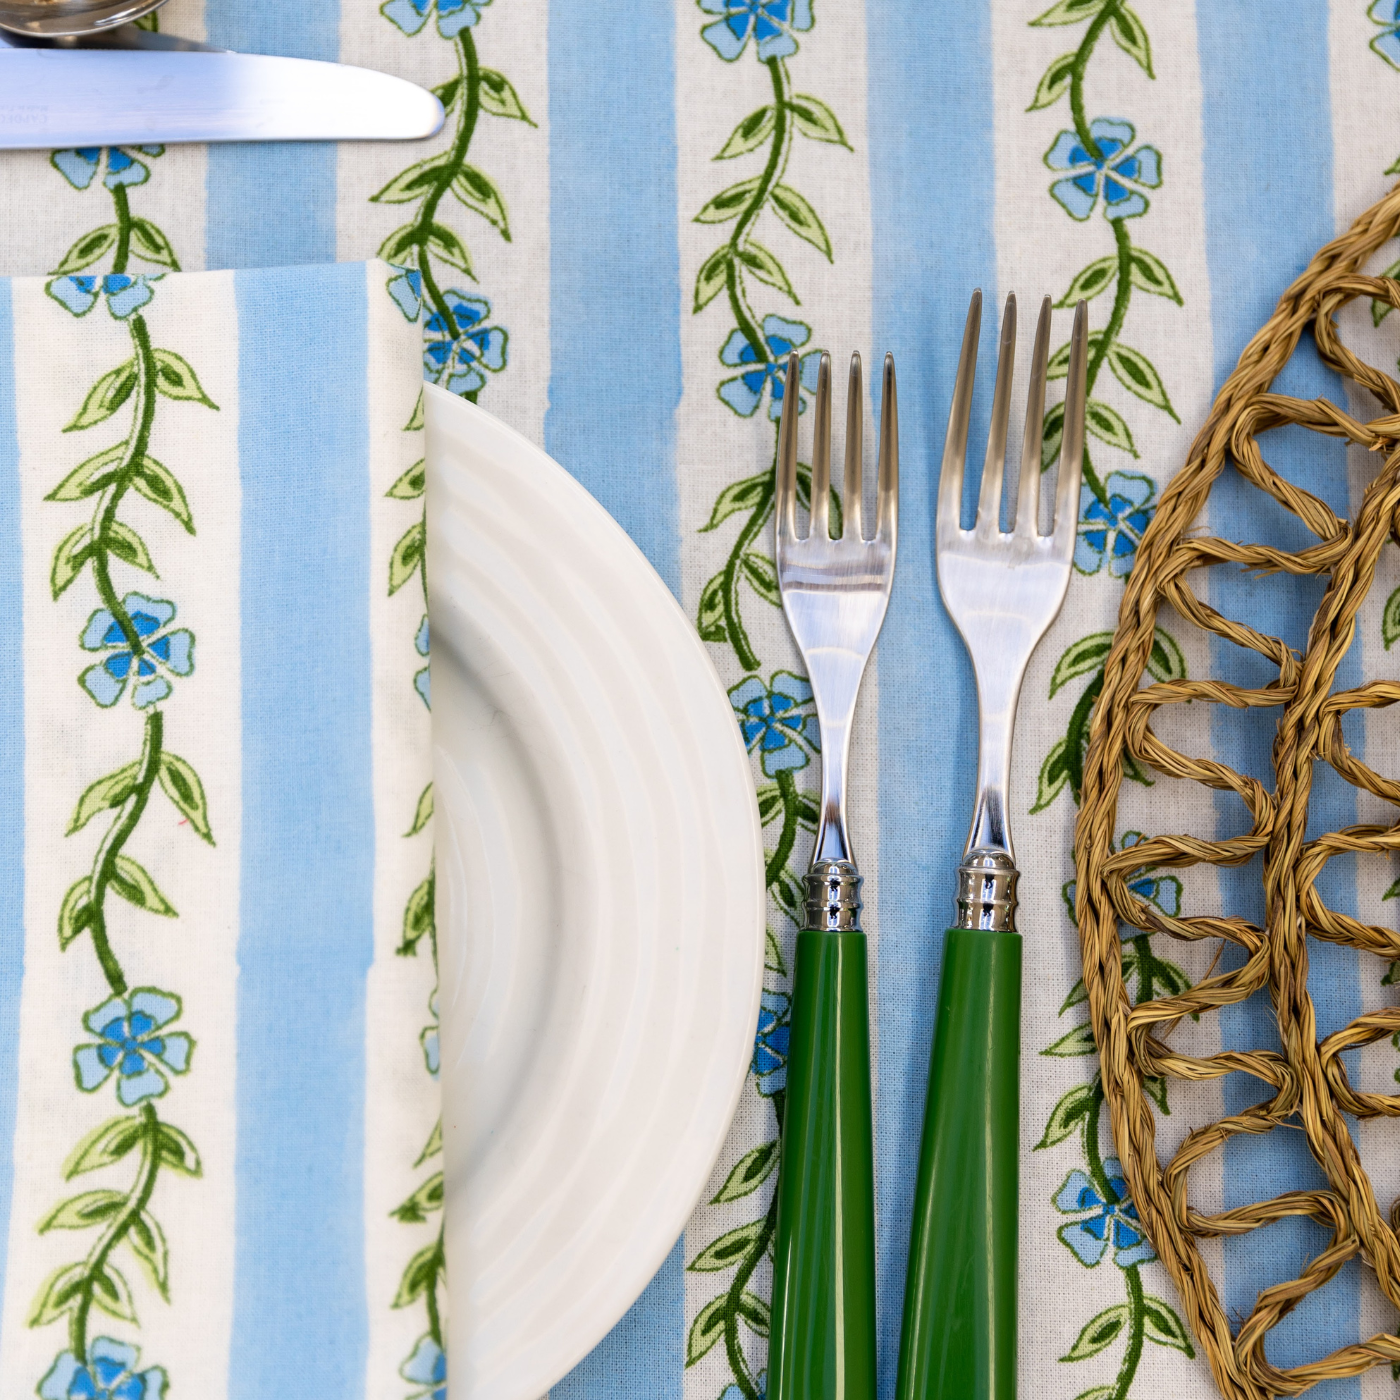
0;46;445;147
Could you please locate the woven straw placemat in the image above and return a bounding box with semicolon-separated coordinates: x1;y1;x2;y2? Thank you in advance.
1074;183;1400;1397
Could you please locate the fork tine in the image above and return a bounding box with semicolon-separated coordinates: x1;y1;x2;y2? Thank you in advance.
810;352;833;540
938;290;981;540
843;353;863;542
776;351;799;545
1053;300;1089;554
975;295;1016;537
1015;296;1052;539
877;351;897;543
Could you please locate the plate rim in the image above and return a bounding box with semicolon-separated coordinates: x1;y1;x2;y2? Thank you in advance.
425;383;766;1395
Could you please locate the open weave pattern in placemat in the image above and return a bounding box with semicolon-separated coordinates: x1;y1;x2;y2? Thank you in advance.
1074;183;1400;1398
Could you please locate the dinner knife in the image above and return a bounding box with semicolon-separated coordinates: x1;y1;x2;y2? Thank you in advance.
0;28;444;147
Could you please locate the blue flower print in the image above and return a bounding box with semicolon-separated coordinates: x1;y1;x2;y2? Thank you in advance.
1119;829;1181;919
40;1338;166;1400
1044;119;1161;221
1054;1157;1156;1268
74;988;193;1107
1074;471;1156;578
47;272;162;321
1371;0;1400;68
382;0;488;37
79;594;194;709
753;990;789;1096
401;1334;447;1400
1064;870;1180;928
51;146;164;192
424;290;508;397
415;614;431;709
699;0;812;61
718;316;822;420
1062;833;1181;928
388;266;423;322
729;671;819;776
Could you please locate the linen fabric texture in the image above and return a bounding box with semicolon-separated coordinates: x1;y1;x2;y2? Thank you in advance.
4;1;1400;1398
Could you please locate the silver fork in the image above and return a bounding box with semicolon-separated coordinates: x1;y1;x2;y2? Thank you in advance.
768;349;896;1400
895;291;1088;1400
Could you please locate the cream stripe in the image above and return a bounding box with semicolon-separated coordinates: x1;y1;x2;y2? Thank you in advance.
990;2;1221;1391
335;0;552;448
1328;7;1400;1383
0;268;240;1397
673;0;876;1393
363;265;444;1399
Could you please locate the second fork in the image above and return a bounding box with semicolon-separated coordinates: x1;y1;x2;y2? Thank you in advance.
896;292;1087;1400
769;348;897;1400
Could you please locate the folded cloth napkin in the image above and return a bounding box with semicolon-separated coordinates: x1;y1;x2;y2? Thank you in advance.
0;261;439;1397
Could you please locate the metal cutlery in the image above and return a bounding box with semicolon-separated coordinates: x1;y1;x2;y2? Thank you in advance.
0;0;163;37
0;20;444;147
769;349;897;1400
897;292;1087;1400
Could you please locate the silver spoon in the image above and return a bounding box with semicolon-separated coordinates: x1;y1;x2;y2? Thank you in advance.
0;0;167;39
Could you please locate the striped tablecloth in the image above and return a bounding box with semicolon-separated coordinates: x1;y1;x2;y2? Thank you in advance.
4;2;1400;1398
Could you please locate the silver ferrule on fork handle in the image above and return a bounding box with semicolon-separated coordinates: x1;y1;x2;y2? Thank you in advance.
955;849;1018;932
805;858;863;932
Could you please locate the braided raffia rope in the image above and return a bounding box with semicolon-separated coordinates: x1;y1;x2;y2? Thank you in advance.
1075;181;1400;1398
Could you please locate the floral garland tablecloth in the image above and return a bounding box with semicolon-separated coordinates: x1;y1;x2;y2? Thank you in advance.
4;1;1400;1398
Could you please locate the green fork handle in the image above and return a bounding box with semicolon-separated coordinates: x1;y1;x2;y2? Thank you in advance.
896;926;1022;1400
769;927;878;1400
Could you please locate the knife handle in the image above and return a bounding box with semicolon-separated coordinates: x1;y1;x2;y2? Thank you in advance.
896;926;1021;1400
769;928;877;1400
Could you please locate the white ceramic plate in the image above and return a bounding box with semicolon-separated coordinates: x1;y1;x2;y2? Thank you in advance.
426;386;766;1399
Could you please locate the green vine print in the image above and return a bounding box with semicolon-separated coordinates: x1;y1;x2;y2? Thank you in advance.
1026;4;1195;1395
33;143;216;1398
374;0;532;404
684;1;847;1394
373;1;531;1389
1029;0;1180;506
1039;836;1196;1397
1367;0;1400;173
386;388;447;1396
1026;0;1186;817
1031;626;1183;814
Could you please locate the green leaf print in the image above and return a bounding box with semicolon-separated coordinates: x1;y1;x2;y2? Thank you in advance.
451;165;511;238
157;752;214;844
51;225;119;276
151;348;217;407
710;1140;779;1203
1062;1304;1130;1361
69;762;141;835
65;360;137;432
717;107;775;159
478;67;536;124
769;183;831;259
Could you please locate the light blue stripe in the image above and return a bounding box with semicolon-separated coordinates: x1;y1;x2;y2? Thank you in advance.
867;1;997;1390
543;0;682;599
1197;5;1360;1392
204;4;339;269
546;2;681;1382
230;263;374;1399
553;1239;685;1398
0;282;24;1335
